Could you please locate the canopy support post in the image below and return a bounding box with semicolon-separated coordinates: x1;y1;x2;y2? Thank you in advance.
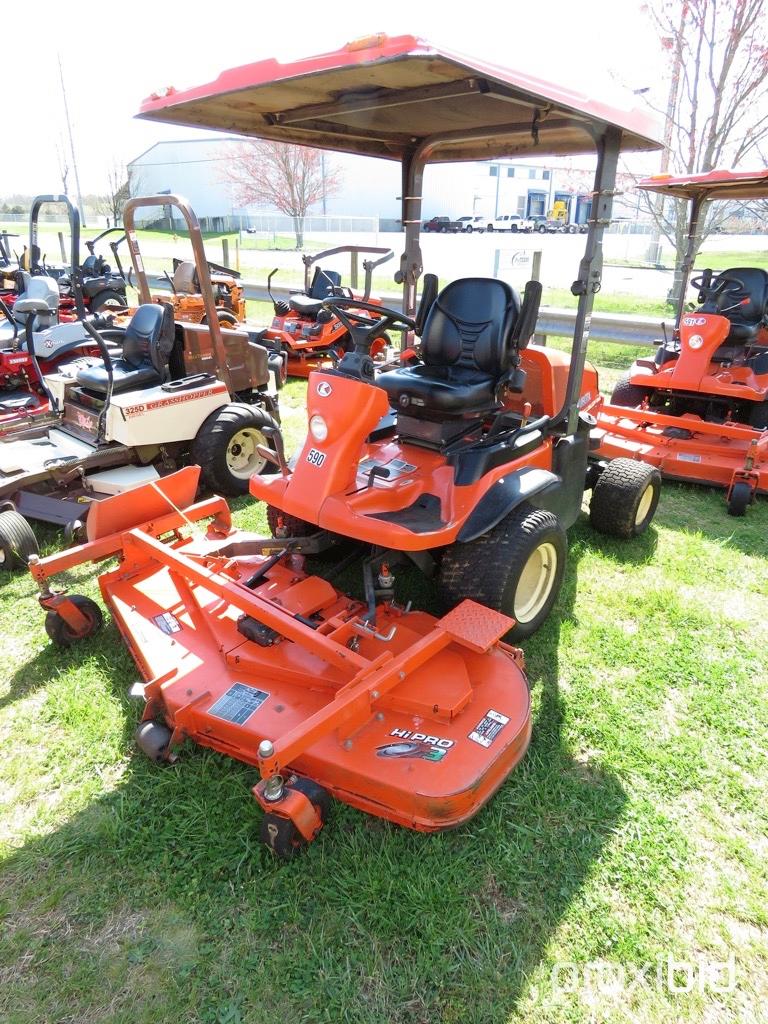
397;150;425;318
559;126;621;435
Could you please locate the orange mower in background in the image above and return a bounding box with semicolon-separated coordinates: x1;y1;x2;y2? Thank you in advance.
159;256;247;328
261;245;394;376
594;169;768;516
30;34;664;857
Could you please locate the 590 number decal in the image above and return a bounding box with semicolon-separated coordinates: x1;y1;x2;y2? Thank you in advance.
306;448;326;467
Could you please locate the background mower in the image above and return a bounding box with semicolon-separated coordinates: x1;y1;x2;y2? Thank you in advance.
29;34;663;857
262;245;394;376
595;169;768;516
0;193;278;567
159;256;247;328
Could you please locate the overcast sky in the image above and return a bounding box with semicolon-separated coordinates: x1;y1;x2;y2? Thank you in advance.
2;0;665;197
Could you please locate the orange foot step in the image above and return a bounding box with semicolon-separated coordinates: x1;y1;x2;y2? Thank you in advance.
436;600;514;653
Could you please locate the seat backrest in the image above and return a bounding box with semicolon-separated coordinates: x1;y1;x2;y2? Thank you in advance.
420;278;521;377
172;261;198;294
122;303;174;376
717;267;768;326
309;267;342;299
14;275;59;325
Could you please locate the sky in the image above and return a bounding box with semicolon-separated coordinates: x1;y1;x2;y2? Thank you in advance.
1;0;666;198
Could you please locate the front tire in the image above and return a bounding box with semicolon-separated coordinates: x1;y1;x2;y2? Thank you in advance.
0;508;39;571
192;403;279;495
589;459;661;538
438;504;567;642
611;373;653;408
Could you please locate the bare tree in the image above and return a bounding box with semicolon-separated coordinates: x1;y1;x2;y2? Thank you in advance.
222;141;341;248
98;161;130;226
640;0;768;301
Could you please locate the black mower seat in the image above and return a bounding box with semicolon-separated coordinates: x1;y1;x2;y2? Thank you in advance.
378;277;521;417
714;267;768;344
76;303;173;395
289;294;325;317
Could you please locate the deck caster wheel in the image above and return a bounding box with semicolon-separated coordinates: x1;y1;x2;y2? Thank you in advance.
589;459;661;538
727;480;753;517
260;777;331;859
135;721;173;763
44;595;103;647
0;509;39;571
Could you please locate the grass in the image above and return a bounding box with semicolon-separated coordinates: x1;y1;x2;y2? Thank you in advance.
1;362;768;1022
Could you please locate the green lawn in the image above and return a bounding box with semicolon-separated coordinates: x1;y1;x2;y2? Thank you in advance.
1;368;767;1022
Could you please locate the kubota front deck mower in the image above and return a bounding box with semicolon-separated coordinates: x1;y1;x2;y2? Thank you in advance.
29;34;663;856
262;246;394;376
595;169;768;515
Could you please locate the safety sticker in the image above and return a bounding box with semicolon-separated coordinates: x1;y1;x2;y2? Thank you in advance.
676;453;702;463
208;683;269;726
468;709;510;748
154;612;182;634
358;457;417;479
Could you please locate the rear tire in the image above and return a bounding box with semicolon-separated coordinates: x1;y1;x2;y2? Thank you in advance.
589;459;661;538
266;505;317;538
727;480;753;517
610;372;653;408
192;403;279;496
748;401;768;430
89;289;127;313
0;509;39;571
438;504;567;642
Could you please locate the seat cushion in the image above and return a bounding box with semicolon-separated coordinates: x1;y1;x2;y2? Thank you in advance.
76;358;161;394
377;363;496;415
289;295;323;317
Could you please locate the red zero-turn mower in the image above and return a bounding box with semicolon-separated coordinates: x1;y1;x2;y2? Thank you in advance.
261;246;394;377
595;169;768;515
30;35;663;856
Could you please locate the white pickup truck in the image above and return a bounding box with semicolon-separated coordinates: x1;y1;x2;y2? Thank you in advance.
485;214;534;233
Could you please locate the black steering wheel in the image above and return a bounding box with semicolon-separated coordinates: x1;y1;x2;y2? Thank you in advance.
321;296;417;354
691;272;750;313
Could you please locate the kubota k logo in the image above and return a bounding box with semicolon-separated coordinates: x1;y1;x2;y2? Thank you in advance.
317;381;333;397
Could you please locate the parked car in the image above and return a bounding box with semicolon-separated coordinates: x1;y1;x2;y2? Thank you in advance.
486;214;533;233
422;216;463;233
457;215;489;233
530;215;562;234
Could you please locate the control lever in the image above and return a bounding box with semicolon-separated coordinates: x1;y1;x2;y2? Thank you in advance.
366;465;391;488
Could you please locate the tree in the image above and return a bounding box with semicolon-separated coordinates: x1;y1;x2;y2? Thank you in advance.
222;141;341;248
98;161;130;226
640;0;768;302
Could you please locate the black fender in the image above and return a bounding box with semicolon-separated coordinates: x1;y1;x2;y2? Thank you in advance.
456;466;559;542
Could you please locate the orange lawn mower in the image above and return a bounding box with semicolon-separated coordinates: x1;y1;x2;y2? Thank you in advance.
159;256;248;328
261;245;394;376
595;169;768;516
29;35;663;857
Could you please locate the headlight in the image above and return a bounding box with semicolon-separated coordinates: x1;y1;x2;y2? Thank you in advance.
309;415;328;441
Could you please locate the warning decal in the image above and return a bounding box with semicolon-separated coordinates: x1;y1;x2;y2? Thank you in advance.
468;709;510;748
208;683;269;726
676;453;702;463
153;612;182;634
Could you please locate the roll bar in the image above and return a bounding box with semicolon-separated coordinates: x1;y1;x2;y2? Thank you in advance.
29;195;85;319
302;245;394;302
122;194;233;392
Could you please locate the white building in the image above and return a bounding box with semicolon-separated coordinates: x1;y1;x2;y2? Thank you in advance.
127;137;612;230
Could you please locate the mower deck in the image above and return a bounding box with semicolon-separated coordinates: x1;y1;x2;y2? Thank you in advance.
31;470;531;840
596;403;768;492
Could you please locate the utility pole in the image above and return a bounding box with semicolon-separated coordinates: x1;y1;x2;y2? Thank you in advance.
58;54;86;227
